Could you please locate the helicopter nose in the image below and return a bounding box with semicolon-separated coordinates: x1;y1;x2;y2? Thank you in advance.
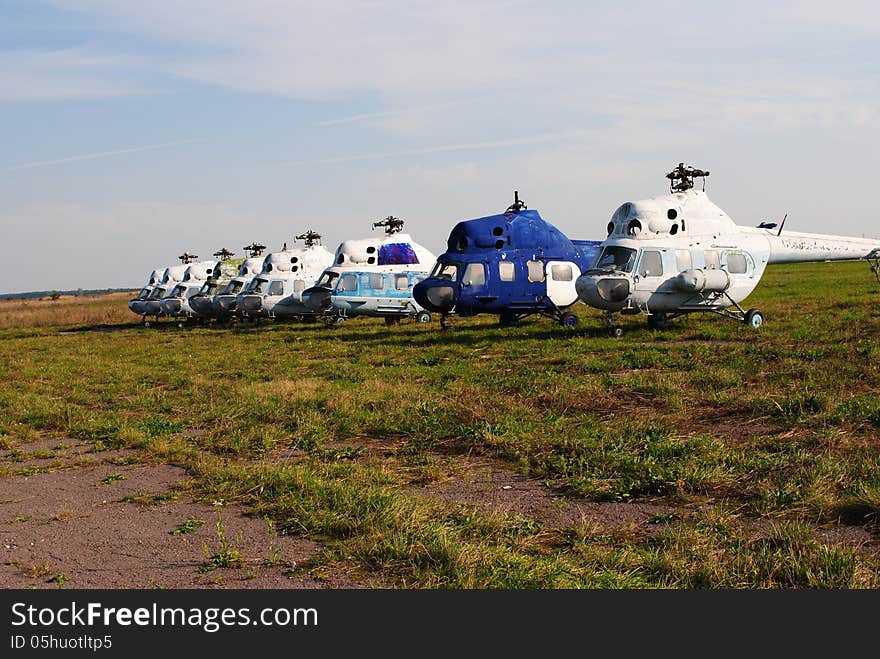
189;296;212;316
413;280;455;312
129;300;146;315
238;294;263;314
302;286;332;311
214;295;238;313
575;274;631;309
161;298;183;315
143;300;162;316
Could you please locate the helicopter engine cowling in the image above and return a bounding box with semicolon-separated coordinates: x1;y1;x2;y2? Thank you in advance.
675;268;730;293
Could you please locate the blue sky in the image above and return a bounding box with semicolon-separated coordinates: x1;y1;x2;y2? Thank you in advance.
1;1;878;293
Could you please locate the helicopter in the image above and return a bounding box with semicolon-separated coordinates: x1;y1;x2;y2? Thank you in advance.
128;267;164;318
575;163;880;335
201;242;269;320
161;248;243;323
412;192;601;328
235;231;335;321
187;244;266;320
302;216;437;325
131;252;208;325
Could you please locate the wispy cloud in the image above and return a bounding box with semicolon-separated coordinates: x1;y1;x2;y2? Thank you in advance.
0;47;148;101
317;99;475;127
282;130;593;165
6;139;196;171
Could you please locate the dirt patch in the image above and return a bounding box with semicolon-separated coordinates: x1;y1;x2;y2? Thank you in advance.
0;461;359;589
410;463;679;530
1;437;131;472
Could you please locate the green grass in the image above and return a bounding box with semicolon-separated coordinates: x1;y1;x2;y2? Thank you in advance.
0;261;878;588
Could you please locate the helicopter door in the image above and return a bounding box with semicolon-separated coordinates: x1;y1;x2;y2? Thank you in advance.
545;261;581;307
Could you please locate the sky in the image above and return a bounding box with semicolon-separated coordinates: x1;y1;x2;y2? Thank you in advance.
1;1;879;294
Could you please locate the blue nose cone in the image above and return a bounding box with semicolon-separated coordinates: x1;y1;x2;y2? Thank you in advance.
413;279;456;312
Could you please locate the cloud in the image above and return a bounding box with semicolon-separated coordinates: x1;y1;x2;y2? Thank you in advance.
5;139;197;171
281;129;595;166
0;47;148;101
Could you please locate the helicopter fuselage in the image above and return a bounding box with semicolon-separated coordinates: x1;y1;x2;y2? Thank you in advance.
576;187;880;322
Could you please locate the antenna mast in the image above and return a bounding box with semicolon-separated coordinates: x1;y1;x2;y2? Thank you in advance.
372;216;404;235
666;163;710;192
506;190;527;213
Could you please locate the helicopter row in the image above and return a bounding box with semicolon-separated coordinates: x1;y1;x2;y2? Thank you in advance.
130;164;880;333
129;219;440;327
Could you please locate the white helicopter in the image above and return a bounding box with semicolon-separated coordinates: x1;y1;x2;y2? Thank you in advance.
133;252;209;325
192;243;268;320
302;216;437;325
160;248;244;323
575;163;880;335
236;231;335;321
128;267;164;318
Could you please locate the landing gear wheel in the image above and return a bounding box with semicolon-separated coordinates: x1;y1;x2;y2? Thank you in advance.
612;327;624;338
744;308;764;329
143;319;150;327
415;311;432;323
647;312;668;330
560;312;579;328
177;321;184;329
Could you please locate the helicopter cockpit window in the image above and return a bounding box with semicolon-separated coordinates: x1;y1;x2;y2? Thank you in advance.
463;263;486;286
527;260;545;283
551;264;573;281
704;250;720;270
268;280;285;296
369;273;385;290
498;261;515;282
338;274;358;292
250;278;268;294
725;253;748;274
172;284;187;297
430;261;459;281
149;287;166;300
395;275;408;290
638;250;664;277
316;271;339;288
137;287;151;299
200;282;217;295
223;280;243;295
594;246;637;273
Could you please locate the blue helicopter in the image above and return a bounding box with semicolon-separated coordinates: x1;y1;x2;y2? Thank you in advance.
412;192;601;328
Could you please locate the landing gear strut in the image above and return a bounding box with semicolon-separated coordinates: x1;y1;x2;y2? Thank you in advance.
604;313;623;337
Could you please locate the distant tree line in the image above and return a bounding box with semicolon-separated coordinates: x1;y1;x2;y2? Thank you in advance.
0;287;137;301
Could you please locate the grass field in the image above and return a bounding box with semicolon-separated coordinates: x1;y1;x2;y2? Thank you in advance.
1;262;878;588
